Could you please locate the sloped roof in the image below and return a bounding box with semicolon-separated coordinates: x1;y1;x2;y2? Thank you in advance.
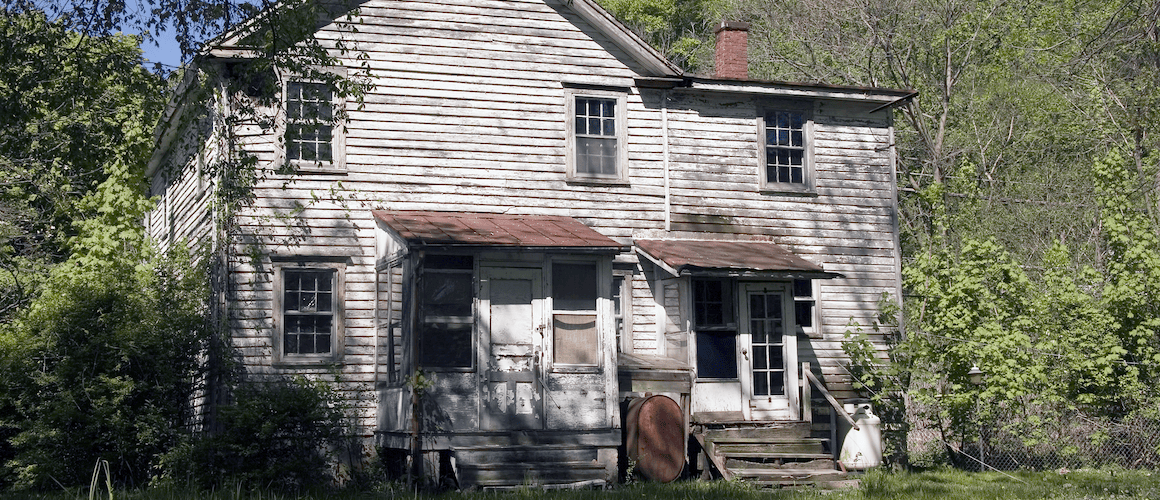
372;211;627;252
635;239;840;278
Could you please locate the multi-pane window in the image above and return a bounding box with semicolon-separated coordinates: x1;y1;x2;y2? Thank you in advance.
553;262;599;366
748;291;786;396
282;268;336;356
419;255;474;369
612;274;632;353
793;279;816;335
574;97;618;176
286;82;334;163
694;279;738;379
764;110;808;187
567;91;627;181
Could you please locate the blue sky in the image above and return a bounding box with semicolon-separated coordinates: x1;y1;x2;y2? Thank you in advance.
139;27;184;70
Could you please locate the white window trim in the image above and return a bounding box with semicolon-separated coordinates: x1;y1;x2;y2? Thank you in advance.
793;278;821;339
276;69;347;174
272;261;346;366
758;103;815;194
564;88;629;184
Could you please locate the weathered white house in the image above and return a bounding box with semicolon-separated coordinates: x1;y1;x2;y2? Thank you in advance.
147;0;911;489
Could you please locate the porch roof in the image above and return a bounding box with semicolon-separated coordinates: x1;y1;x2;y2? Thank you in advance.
371;210;628;252
634;239;841;279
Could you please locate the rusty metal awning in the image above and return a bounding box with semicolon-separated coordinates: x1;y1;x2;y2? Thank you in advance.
634;239;841;279
372;210;628;253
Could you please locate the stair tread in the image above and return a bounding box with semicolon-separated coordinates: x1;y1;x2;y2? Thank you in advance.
707;437;829;443
732;468;846;477
457;461;606;471
453;444;593;451
724;453;834;461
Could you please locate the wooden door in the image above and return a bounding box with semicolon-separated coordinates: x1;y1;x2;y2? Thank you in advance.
480;267;544;430
739;283;799;420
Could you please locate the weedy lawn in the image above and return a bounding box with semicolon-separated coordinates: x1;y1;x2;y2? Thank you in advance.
5;468;1159;500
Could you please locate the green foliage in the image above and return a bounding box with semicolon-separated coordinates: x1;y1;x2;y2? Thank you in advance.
850;152;1160;467
596;0;725;71
0;248;210;490
0;8;163;318
163;377;349;493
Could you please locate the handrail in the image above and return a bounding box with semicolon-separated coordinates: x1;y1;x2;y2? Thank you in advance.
802;363;859;431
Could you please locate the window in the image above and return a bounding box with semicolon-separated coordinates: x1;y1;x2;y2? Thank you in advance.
565;90;628;182
552;262;599;366
419;255;474;369
761;108;813;193
275;263;344;364
284;80;344;172
613;273;633;353
793;279;818;337
694;278;738;379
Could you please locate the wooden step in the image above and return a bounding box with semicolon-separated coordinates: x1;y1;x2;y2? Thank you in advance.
453;444;597;463
701;425;812;440
725;458;835;470
732;467;848;483
455;460;609;487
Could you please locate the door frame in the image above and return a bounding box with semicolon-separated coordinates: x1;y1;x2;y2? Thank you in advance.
737;282;799;421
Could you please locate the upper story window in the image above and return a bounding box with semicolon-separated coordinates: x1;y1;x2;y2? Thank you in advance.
275;262;345;365
283;80;345;172
566;90;628;183
761;108;814;193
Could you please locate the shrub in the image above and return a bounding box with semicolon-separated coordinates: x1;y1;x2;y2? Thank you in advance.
0;252;210;490
166;376;349;492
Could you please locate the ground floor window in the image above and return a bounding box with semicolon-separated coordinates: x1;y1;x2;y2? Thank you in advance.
552;262;599;366
419;255;474;369
274;261;345;364
693;278;737;378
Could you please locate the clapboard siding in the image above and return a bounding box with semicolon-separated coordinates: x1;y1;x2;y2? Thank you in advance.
146;0;904;443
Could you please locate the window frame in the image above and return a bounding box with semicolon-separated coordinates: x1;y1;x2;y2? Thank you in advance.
792;278;821;339
693;278;739;380
272;261;345;366
548;258;604;372
564;89;629;184
612;270;634;354
278;72;346;174
418;254;476;372
758;103;815;194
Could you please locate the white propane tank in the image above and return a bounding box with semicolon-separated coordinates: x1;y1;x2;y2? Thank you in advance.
839;401;883;469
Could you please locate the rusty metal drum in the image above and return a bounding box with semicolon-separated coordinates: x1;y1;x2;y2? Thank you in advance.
625;394;686;482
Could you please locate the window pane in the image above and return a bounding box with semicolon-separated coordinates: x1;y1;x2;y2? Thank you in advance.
754;371;769;395
423;272;472;316
694;279;733;327
795;300;814;328
696;331;737;378
554;313;598;365
553;263;597;310
419;324;472;367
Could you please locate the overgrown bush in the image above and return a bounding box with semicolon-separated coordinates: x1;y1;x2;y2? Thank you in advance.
164;376;349;492
0;251;210;489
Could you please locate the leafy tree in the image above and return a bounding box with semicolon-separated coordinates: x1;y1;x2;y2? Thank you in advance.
0;9;163;318
597;0;727;71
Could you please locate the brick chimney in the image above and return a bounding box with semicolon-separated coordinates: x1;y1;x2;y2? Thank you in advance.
714;21;750;80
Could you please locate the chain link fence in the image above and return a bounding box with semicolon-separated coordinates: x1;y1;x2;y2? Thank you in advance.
887;397;1160;471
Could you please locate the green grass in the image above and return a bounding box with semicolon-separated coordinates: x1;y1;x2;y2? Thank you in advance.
4;469;1160;500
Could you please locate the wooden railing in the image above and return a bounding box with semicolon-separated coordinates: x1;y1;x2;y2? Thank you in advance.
801;362;859;464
